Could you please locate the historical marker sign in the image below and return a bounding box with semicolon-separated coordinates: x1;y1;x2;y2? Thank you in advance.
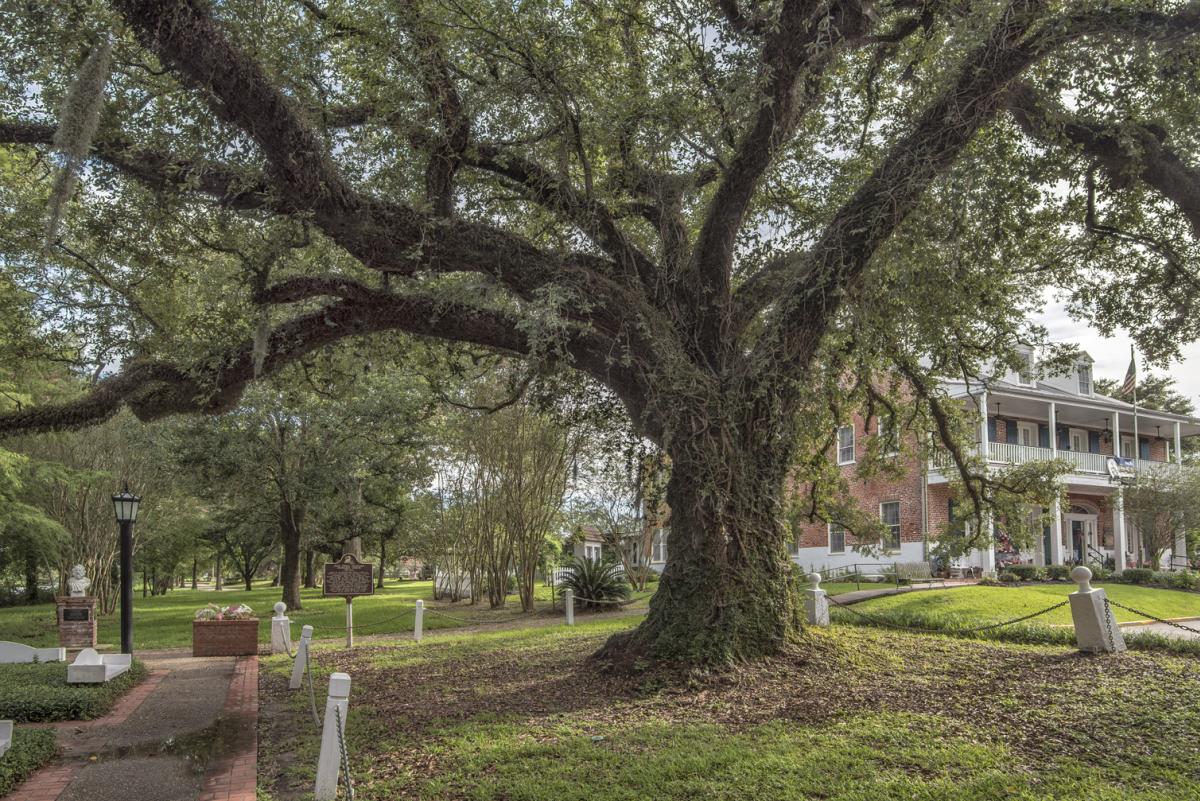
323;554;374;598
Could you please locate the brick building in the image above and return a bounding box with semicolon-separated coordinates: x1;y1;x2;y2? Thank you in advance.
786;347;1200;574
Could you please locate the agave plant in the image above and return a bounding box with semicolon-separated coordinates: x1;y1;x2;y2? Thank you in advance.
560;556;631;611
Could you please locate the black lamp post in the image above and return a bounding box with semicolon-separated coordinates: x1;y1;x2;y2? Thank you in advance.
112;484;141;655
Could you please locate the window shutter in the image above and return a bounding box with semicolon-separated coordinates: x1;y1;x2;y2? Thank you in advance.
1057;426;1070;450
1038;424;1050;448
987;417;997;443
1089;431;1101;453
1139;438;1151;460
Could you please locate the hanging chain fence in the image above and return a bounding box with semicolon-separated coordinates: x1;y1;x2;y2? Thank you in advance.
335;704;354;801
1105;599;1200;636
304;645;322;729
827;594;1070;636
422;606;536;626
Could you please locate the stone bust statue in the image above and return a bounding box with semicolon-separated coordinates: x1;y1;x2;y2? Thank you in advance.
67;564;91;597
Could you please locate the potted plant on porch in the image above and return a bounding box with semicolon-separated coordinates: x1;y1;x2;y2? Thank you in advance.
192;603;260;656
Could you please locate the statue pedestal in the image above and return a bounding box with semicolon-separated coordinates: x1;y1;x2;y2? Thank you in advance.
56;596;97;649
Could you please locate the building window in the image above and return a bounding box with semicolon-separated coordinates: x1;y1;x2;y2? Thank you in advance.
878;415;899;455
651;529;668;563
584;543;602;561
828;523;846;554
1078;365;1092;395
837;425;855;464
880;502;901;551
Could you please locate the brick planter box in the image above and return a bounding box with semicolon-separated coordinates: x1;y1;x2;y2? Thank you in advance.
192;619;260;657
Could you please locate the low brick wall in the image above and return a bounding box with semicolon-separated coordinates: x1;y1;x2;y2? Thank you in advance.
192;619;260;657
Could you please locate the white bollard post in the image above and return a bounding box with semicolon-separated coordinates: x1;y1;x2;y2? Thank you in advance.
414;600;424;642
564;589;575;626
1068;566;1126;653
804;573;830;627
289;625;314;689
314;672;352;801
345;598;354;649
271;601;293;655
0;720;12;759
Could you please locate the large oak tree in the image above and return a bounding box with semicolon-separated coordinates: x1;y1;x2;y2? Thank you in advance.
3;0;1200;663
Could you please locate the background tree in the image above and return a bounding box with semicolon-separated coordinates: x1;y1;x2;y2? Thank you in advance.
5;1;1200;663
1122;468;1200;567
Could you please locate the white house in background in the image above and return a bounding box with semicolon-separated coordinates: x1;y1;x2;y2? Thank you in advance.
566;525;669;573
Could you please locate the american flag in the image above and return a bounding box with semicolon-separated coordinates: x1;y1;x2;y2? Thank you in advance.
1121;346;1137;398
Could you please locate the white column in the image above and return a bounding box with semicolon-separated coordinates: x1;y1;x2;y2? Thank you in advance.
345;598;353;648
1175;422;1183;466
1049;402;1057;458
1050;497;1065;566
978;391;995;574
564;589;575;626
413;599;424;642
979;390;990;459
315;672;352;801
1112;491;1128;573
804;573;830;626
1068;567;1125;653
979;514;997;576
1113;411;1121;458
1174;534;1188;570
271;602;292;655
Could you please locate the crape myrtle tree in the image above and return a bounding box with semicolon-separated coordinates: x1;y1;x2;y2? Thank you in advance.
3;1;1200;663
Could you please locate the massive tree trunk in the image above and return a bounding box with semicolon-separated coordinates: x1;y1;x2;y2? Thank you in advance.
603;403;802;664
279;500;304;610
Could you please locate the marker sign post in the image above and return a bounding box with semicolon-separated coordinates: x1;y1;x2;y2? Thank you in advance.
323;554;374;648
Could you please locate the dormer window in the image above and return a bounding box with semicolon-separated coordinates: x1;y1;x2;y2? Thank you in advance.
1018;351;1035;385
1078;365;1092;395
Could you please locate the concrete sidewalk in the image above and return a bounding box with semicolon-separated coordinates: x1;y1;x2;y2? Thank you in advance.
9;652;258;801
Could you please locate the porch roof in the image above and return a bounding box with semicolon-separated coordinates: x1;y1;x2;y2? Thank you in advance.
942;378;1200;437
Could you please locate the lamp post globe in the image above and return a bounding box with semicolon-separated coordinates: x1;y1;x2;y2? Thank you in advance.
111;483;141;655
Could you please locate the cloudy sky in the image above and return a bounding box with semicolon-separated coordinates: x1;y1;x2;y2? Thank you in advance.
1034;294;1200;406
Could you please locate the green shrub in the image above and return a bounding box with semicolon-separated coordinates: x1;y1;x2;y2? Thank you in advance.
1004;565;1042;581
0;727;57;796
1045;565;1071;581
1122;568;1155;585
0;660;148;722
645;572;660;584
560;557;631;611
997;573;1018;583
1088;566;1111;582
1164;571;1199;590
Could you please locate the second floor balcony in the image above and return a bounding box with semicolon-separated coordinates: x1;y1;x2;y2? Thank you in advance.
931;441;1180;481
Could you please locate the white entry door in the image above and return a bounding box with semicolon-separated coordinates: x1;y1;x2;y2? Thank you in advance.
1064;514;1097;563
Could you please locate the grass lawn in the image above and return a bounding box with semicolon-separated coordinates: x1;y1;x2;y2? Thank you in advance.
0;660;149;722
0;580;653;651
257;616;1200;801
851;583;1200;626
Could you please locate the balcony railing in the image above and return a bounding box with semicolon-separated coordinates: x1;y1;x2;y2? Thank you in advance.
931;443;1179;476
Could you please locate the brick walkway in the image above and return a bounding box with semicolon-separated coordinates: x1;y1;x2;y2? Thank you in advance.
7;671;168;801
197;656;259;801
7;655;259;801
